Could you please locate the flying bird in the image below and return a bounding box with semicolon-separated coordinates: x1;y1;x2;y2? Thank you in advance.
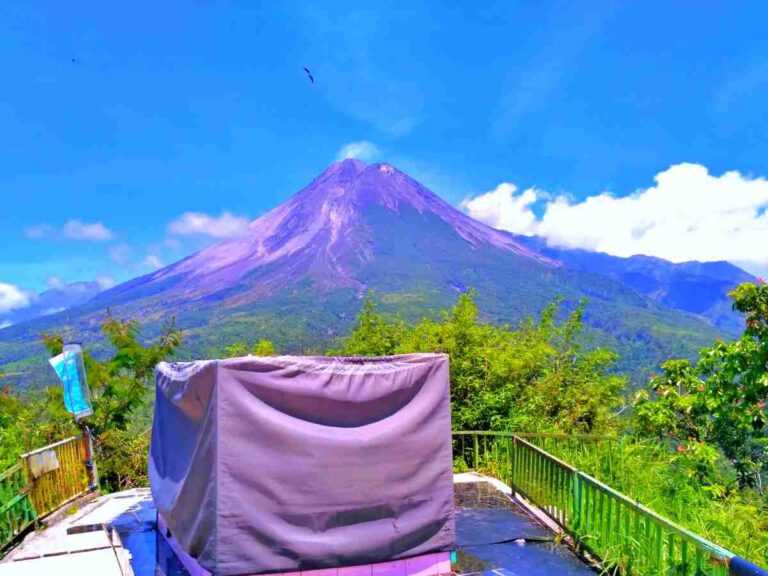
303;67;314;83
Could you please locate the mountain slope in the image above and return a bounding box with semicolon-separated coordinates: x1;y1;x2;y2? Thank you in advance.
91;159;553;309
0;280;104;328
517;237;753;333
0;160;740;388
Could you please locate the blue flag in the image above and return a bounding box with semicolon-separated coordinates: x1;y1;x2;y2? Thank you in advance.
49;344;93;419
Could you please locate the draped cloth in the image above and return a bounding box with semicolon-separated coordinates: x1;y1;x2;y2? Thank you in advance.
149;354;455;576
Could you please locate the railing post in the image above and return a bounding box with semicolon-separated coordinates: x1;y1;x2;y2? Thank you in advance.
19;453;39;529
82;427;99;492
572;470;582;547
473;434;479;470
510;436;517;498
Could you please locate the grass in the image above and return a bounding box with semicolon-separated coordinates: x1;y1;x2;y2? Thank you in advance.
526;435;768;569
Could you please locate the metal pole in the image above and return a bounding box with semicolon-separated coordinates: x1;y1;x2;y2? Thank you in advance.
82;426;98;492
510;436;517;498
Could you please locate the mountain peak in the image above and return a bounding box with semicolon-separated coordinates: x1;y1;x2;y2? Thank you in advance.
317;158;368;182
126;161;556;299
312;159;413;193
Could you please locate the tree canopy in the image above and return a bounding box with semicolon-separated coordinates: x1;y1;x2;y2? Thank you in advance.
635;281;768;491
332;291;625;433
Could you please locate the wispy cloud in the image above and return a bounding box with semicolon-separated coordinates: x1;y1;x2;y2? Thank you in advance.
142;255;164;270
108;243;133;265
335;140;380;162
25;221;113;241
713;59;768;113
96;275;116;290
492;5;612;137
168;211;249;239
46;274;116;291
0;282;34;314
462;163;768;274
164;237;181;250
109;240;166;274
24;224;53;239
63;220;113;241
45;276;65;289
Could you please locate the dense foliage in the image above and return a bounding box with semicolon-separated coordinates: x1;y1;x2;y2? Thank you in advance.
635;281;768;492
331;291;625;433
530;435;768;566
223;338;277;358
334;287;768;566
1;283;766;566
0;313;182;491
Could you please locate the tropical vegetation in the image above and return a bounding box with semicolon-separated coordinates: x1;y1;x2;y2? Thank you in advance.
0;281;766;566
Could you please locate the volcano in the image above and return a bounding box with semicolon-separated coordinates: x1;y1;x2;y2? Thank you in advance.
0;159;747;388
99;159;556;306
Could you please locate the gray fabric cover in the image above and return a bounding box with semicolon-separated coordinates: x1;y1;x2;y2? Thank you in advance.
149;354;455;576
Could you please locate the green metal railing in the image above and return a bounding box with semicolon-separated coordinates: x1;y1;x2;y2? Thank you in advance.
453;431;735;576
0;464;36;550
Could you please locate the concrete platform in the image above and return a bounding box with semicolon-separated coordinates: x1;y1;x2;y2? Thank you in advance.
0;489;147;575
0;476;596;576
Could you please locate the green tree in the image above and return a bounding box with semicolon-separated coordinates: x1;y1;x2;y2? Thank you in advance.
251;339;277;356
0;382;81;469
635;281;768;489
329;292;406;356
334;291;624;433
224;342;249;358
37;313;182;490
224;339;277;358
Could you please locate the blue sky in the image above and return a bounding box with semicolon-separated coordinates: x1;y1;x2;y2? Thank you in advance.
1;1;767;305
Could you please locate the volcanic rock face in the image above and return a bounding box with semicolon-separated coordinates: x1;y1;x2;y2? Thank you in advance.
115;159;555;303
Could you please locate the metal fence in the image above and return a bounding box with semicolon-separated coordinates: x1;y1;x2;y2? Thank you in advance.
1;433;96;552
20;434;92;518
453;431;742;576
0;464;36;550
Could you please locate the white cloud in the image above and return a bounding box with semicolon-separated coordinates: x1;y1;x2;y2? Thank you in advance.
168;212;250;239
46;276;65;289
42;307;67;316
142;255;163;270
25;221;113;241
0;282;34;314
335;141;379;162
461;183;541;236
24;224;53;239
62;220;113;241
0;321;11;330
462;163;768;272
164;237;181;250
108;243;133;265
96;275;116;290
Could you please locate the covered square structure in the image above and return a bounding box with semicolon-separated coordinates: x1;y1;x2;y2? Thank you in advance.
149;353;455;576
